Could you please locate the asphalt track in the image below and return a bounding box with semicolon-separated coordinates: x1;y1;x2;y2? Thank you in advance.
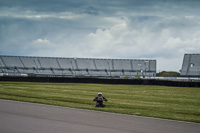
0;99;199;133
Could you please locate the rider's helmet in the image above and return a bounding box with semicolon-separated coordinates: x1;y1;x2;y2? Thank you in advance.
98;92;102;96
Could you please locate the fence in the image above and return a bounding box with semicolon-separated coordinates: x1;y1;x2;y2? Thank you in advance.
0;76;199;87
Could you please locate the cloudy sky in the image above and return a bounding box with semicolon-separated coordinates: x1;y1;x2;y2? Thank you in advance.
0;0;200;72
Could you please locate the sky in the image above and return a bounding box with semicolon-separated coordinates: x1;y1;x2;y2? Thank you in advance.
0;0;200;72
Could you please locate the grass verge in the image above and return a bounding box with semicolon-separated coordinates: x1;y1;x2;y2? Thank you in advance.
0;81;200;123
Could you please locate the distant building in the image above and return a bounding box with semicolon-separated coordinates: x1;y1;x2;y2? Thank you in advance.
0;55;156;77
180;54;200;77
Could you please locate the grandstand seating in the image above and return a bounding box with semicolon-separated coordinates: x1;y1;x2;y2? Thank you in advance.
0;55;156;77
20;57;41;68
1;56;24;67
76;59;96;69
113;60;132;70
180;54;200;76
0;57;5;66
39;58;60;68
94;59;112;70
57;58;75;69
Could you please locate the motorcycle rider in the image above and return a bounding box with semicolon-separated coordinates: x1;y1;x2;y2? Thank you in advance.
93;92;107;107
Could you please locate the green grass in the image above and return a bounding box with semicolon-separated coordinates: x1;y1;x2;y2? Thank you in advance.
0;81;200;123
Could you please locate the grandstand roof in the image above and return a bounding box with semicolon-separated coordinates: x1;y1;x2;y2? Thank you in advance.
180;54;200;76
0;55;156;77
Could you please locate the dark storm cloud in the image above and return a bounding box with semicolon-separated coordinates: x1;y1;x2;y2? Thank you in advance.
0;0;196;15
0;0;85;12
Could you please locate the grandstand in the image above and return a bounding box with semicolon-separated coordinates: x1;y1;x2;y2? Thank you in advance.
180;54;200;77
0;55;156;77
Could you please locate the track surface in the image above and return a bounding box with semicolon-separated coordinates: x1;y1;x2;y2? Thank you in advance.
0;99;199;133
